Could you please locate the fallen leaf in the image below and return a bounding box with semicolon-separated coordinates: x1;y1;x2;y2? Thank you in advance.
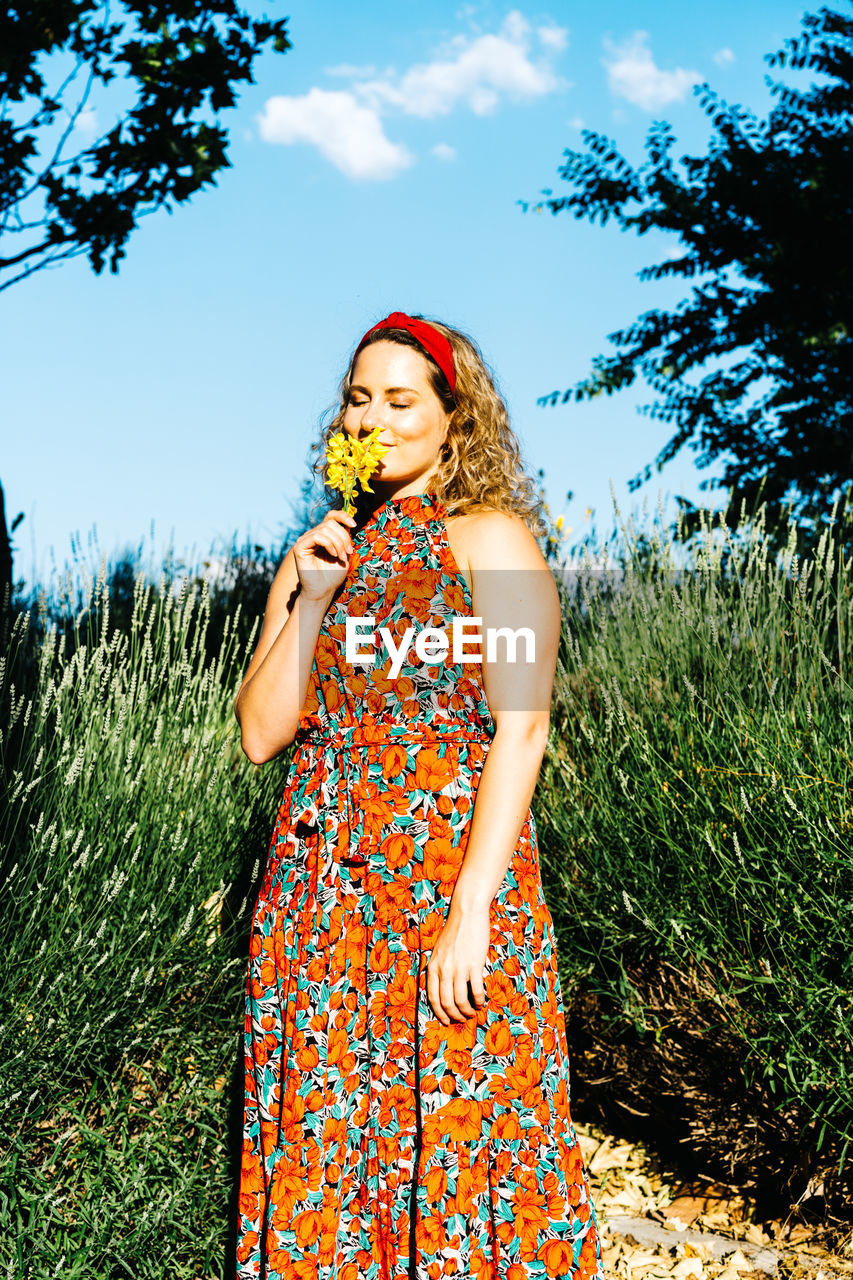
672;1258;704;1278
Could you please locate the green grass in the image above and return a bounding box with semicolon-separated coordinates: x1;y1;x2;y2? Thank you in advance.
536;493;853;1206
1;493;851;1276
1;564;285;1278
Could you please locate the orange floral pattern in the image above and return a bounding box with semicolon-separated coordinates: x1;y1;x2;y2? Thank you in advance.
236;492;602;1279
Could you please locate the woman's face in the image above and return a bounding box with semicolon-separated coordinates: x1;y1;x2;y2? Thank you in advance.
343;340;450;496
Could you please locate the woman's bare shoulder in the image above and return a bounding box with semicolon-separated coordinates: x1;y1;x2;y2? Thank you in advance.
445;507;545;572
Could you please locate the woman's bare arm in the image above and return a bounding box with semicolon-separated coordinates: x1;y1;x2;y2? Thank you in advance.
234;510;355;763
448;513;560;909
426;511;561;1024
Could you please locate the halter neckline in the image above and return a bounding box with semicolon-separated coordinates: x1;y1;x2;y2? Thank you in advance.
357;491;440;527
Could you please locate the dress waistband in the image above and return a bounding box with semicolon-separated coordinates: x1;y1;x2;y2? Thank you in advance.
287;719;493;865
294;720;493;750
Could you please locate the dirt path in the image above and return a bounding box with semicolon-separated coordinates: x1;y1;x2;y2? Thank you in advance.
578;1122;853;1279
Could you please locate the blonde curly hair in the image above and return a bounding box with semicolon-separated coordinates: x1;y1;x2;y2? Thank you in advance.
307;315;549;540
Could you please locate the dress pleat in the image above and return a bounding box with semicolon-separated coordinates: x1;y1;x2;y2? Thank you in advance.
236;492;604;1279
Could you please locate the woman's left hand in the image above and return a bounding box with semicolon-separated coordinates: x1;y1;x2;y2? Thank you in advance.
426;905;491;1024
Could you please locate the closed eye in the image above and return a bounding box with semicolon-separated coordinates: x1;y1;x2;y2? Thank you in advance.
347;396;412;410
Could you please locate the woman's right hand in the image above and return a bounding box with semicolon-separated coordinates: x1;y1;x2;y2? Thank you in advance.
293;508;357;602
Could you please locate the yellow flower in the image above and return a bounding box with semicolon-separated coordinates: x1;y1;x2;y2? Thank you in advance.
326;433;350;465
324;427;390;515
326;460;348;490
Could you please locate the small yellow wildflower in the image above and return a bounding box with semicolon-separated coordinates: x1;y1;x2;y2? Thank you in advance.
326;434;350;465
326;460;349;491
325;427;390;515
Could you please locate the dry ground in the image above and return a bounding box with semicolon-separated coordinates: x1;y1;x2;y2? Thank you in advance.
578;1123;853;1280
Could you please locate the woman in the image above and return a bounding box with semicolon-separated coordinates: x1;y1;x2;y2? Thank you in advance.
234;313;603;1280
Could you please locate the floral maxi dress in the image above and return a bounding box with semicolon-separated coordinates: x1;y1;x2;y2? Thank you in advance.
236;492;603;1280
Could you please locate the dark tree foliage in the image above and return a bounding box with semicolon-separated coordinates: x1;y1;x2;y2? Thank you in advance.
0;0;290;292
0;482;25;652
530;4;853;554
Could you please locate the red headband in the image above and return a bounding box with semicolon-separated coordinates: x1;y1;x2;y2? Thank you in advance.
353;311;456;396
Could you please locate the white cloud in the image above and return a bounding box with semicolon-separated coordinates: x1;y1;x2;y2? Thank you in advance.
357;11;567;118
257;11;568;180
324;62;378;79
71;106;98;138
713;47;736;68
257;89;414;181
539;24;569;53
602;31;699;110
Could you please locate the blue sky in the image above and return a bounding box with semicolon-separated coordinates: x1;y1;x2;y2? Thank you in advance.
2;0;812;595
